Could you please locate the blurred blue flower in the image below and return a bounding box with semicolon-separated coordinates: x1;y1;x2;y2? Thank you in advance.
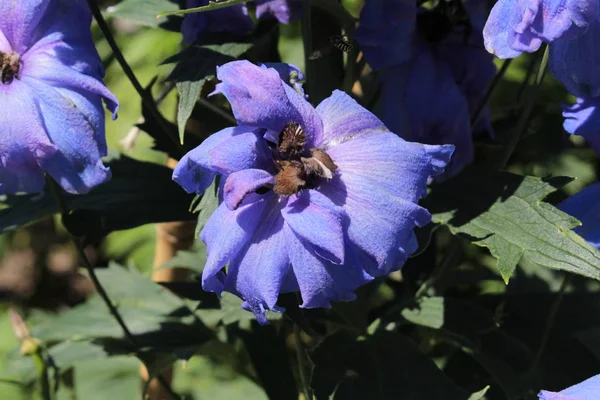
182;0;300;44
0;0;118;195
173;61;454;323
539;373;600;399
356;0;494;177
562;96;600;153
483;0;598;58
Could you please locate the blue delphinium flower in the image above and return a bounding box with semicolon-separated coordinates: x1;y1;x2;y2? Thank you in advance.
173;61;454;323
181;0;300;44
0;0;118;195
562;96;600;152
538;373;600;399
356;0;494;177
483;0;599;58
559;183;600;248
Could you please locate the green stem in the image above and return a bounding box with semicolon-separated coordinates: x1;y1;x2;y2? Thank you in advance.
33;350;51;400
471;58;512;127
415;237;461;298
293;323;313;400
87;0;182;153
46;178;181;400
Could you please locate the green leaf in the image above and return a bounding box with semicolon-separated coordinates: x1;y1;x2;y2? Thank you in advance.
105;0;181;27
158;0;251;18
193;176;220;236
425;172;600;283
30;263;212;350
0;156;195;236
164;42;253;142
401;296;444;329
197;293;282;327
310;330;472;400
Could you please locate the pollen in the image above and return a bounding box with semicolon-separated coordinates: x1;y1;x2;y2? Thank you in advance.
0;51;21;84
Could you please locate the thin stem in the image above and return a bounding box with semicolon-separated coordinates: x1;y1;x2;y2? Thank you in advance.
293;323;313;400
471;58;512;127
415;238;461;298
87;0;182;151
528;273;571;376
301;0;316;105
197;96;237;125
46;178;181;400
496;45;549;169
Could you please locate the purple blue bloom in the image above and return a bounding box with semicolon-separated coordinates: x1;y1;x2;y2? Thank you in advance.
173;60;454;323
356;0;494;176
181;0;300;44
562;96;600;153
559;183;600;248
483;0;599;58
538;373;600;399
0;0;118;195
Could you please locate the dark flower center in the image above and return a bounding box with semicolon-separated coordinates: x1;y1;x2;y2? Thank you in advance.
0;51;21;84
272;123;337;196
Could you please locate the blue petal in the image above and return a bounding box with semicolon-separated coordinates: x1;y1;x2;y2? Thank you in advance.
558;183;600;248
261;62;305;96
550;22;600;98
0;0;51;53
285;225;371;308
172;126;262;194
315;90;388;150
224;204;290;324
539;373;600;399
0;81;53;194
562;96;600;153
201;196;272;294
282;189;345;264
223;169;274;210
24;77;111;194
255;0;301;24
214;61;324;147
355;0;416;70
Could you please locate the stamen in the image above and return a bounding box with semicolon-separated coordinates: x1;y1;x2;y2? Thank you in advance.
0;51;21;84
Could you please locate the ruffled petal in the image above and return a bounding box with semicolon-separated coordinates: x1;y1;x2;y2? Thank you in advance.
317;172;432;276
326;130;454;203
562;96;600;153
209;130;272;175
201;196;272;294
483;0;538;58
223;169;275;210
172;126;261;194
0;81;54;194
282;189;345;264
213;60;323;146
315;90;388;150
285;225;372;308
255;0;301;24
355;0;416;70
558;183;600;248
539;373;600;399
550;22;600;98
223;203;289;324
22;77;111;193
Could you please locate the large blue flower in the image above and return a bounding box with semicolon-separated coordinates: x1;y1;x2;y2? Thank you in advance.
173;61;454;323
0;0;118;195
539;373;600;399
483;0;598;58
356;0;494;177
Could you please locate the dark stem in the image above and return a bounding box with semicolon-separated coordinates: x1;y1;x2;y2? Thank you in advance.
293;323;313;400
46;178;181;400
471;58;512;127
87;0;182;150
301;0;316;105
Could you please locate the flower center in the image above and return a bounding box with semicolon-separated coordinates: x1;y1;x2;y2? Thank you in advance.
272;123;337;196
0;51;21;84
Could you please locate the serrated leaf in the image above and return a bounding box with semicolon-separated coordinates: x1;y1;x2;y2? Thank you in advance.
163;42;253;141
426;172;600;283
401;296;444;329
0;156;195;237
158;0;251;18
